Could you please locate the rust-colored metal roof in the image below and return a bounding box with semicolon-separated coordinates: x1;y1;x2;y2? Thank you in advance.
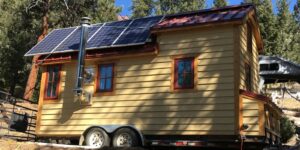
152;4;254;30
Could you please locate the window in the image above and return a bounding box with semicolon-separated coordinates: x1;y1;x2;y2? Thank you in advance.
245;63;252;91
97;64;114;92
174;58;194;89
260;63;279;71
44;65;61;99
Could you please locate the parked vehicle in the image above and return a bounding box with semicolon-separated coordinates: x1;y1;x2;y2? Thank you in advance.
24;4;282;149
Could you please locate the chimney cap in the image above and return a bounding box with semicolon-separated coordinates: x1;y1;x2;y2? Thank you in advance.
81;17;91;25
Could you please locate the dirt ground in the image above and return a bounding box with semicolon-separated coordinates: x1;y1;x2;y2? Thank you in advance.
1;138;300;150
0;138;148;150
0;138;81;150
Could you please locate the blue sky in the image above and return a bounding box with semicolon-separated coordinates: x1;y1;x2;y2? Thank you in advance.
115;0;297;16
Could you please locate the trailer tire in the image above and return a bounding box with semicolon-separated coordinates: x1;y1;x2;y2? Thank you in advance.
112;128;140;147
85;128;110;148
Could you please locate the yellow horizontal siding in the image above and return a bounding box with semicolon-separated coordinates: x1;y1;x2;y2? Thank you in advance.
239;24;259;93
42;97;235;106
37;130;234;136
241;96;260;135
41;111;235;120
41;118;235;126
42;104;235;115
38;26;237;136
40;124;235;132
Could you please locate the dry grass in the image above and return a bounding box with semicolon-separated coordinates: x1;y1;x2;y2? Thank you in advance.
278;98;300;110
0;138;38;150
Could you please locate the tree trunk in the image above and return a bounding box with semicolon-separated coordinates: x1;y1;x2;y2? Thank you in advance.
23;0;50;100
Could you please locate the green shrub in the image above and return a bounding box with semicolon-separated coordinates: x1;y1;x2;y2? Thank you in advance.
280;116;296;143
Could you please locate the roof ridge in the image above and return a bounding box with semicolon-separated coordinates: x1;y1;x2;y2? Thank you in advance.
164;3;254;18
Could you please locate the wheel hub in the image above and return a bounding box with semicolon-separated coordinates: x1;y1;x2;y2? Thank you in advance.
116;133;132;146
89;132;104;147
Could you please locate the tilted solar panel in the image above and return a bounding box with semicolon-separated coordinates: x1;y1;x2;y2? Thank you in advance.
24;16;164;56
54;24;103;53
87;26;124;48
114;28;149;45
25;27;77;56
105;20;132;27
113;16;163;46
130;16;163;27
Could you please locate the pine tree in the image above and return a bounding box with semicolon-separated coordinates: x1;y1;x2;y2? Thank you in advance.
213;0;228;8
275;0;294;56
0;0;32;95
91;0;122;23
0;0;121;97
155;0;206;15
257;0;278;55
289;0;300;63
243;0;278;55
294;0;300;23
131;0;154;18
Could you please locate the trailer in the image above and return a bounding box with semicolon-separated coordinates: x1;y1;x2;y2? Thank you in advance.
24;4;282;149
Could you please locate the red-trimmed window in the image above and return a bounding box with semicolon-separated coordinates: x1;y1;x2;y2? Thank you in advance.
97;64;114;92
44;65;61;99
245;63;252;91
174;58;194;89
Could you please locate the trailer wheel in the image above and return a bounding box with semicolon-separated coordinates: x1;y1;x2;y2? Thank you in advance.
112;128;140;147
85;128;110;148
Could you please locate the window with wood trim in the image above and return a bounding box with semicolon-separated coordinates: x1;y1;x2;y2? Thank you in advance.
96;64;114;92
44;65;61;99
245;63;252;91
174;58;194;89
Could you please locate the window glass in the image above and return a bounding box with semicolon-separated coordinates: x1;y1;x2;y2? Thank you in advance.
270;63;279;71
260;64;268;71
174;58;194;89
260;63;279;71
98;64;114;92
45;65;60;99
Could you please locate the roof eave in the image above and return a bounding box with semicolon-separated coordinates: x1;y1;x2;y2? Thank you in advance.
151;19;244;34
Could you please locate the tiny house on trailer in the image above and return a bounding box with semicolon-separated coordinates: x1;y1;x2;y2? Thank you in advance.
25;4;282;149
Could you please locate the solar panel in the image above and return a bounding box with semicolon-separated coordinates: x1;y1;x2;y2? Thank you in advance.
113;16;163;45
87;26;124;48
25;16;164;56
25;27;76;56
54;24;103;52
105;20;132;27
129;16;163;27
114;28;149;45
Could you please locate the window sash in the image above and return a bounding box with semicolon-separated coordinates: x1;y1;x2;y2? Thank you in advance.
174;58;194;89
45;65;60;99
97;64;114;92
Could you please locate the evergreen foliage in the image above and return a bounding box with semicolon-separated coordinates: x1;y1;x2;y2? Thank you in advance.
0;0;120;96
280;116;296;143
290;0;300;62
131;0;154;18
255;0;278;56
155;0;206;15
276;0;294;55
213;0;228;8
